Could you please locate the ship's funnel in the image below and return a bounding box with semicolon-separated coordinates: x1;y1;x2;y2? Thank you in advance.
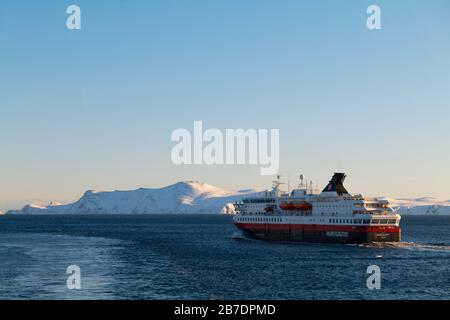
322;173;349;195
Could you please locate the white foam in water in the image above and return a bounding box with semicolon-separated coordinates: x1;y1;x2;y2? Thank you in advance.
231;230;255;241
359;242;450;251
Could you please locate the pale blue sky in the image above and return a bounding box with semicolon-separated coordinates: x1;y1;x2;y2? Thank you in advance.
1;0;450;211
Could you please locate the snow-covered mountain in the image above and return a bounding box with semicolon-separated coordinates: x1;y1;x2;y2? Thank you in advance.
6;181;262;215
5;182;450;215
390;197;450;216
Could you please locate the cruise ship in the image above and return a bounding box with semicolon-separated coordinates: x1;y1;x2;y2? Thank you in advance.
233;173;401;243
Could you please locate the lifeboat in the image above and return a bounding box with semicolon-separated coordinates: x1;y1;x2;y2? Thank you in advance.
265;205;274;213
279;201;312;211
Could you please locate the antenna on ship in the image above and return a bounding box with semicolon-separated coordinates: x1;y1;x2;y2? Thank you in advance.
299;174;304;188
272;174;284;196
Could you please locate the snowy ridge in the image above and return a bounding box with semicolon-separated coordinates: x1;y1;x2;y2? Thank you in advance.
6;181;262;215
390;197;450;216
5;183;450;215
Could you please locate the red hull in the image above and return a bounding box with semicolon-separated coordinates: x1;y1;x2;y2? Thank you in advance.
234;222;401;243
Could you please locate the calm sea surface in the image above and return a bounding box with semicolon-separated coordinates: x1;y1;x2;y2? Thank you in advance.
0;214;449;300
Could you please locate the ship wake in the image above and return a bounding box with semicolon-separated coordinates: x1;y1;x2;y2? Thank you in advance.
358;241;450;251
231;230;258;242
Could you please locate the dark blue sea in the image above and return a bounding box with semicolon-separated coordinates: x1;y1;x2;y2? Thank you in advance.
0;215;449;300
